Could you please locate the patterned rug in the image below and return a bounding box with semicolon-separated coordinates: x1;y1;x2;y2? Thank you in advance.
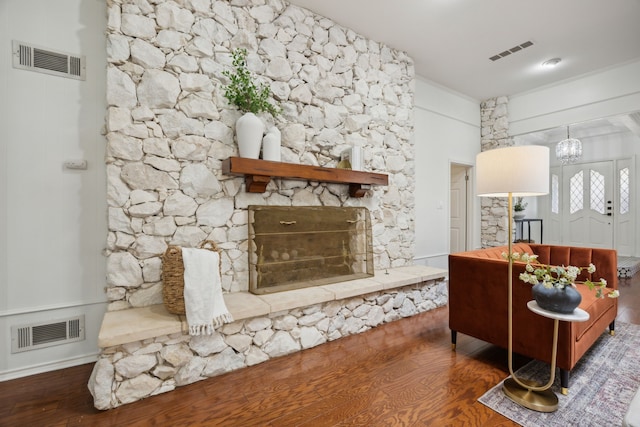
479;322;640;426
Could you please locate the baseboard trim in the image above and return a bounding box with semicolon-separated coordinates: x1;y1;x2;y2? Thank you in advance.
413;254;449;271
0;353;99;382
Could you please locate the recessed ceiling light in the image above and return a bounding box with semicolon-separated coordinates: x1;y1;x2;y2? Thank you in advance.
542;58;562;68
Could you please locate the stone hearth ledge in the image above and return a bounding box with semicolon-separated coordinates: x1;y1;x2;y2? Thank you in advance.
98;265;446;348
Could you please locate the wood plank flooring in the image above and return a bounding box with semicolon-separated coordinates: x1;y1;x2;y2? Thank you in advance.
1;273;638;427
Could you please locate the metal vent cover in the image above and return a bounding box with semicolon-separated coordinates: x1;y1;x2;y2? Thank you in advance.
11;315;85;353
12;40;86;80
489;41;534;62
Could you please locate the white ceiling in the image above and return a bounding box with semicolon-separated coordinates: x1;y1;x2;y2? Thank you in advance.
286;0;640;141
286;0;640;102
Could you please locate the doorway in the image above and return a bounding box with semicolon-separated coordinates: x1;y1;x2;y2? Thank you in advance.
543;159;636;255
563;161;614;248
450;164;472;253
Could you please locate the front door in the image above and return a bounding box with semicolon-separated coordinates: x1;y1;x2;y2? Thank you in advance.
615;158;635;256
563;161;614;248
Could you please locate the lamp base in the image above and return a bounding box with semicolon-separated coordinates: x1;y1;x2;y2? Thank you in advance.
502;377;558;412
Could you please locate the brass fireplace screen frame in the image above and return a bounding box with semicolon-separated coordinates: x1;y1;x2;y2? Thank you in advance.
248;205;374;295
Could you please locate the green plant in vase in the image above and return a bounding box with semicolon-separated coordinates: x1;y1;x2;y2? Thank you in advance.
513;197;527;219
222;48;280;117
222;48;281;159
514;197;527;212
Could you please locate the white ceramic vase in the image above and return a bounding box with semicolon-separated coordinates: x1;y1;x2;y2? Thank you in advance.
262;126;281;162
236;112;264;159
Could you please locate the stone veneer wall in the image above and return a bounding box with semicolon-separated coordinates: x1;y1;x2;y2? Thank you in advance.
479;96;513;247
90;279;447;409
104;0;416;309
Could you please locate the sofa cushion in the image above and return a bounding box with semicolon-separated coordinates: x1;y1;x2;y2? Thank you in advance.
574;284;618;341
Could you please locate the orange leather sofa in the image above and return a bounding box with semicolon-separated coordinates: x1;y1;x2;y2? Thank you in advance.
449;243;618;392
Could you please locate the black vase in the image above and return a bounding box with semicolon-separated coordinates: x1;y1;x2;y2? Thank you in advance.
532;283;582;314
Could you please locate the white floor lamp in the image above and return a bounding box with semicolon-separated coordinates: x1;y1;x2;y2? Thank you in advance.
476;145;551;410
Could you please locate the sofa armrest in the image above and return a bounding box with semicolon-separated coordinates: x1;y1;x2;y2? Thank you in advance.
448;254;531;348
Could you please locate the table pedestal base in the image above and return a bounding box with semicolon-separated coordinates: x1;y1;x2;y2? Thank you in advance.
503;377;558;412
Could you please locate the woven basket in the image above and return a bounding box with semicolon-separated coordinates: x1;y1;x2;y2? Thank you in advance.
162;240;220;315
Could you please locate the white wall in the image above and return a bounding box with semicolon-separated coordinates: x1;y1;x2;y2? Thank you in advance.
4;1;635;381
554;131;639;166
508;60;640;256
0;0;107;380
0;0;479;381
412;78;481;269
509;59;640;136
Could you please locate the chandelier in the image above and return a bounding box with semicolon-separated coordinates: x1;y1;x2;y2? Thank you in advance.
555;126;582;164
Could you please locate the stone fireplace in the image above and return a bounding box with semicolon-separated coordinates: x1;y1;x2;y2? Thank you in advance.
248;205;373;294
91;0;439;411
103;0;417;308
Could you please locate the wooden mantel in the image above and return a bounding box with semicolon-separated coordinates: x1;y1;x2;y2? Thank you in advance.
222;157;388;197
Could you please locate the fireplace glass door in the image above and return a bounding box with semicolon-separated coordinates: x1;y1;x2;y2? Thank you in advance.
248;206;374;294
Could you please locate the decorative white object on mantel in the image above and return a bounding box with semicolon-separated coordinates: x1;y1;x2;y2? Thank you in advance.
235;112;264;159
262;126;281;162
341;142;363;171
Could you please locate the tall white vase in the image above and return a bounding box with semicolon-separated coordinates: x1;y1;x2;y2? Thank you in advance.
235;112;264;159
262;126;281;162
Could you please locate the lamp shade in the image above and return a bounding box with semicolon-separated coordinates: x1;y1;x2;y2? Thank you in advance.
476;145;550;197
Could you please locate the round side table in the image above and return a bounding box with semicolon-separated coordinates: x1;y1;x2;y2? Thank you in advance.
502;301;589;413
528;300;589;323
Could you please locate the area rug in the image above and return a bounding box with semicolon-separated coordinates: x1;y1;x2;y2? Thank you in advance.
479;321;640;426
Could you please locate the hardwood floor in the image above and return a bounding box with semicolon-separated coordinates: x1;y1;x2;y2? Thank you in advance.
2;273;638;427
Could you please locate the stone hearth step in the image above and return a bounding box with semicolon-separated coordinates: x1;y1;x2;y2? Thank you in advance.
98;265;447;349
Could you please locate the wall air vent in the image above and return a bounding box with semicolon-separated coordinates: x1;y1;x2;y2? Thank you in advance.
12;40;86;80
489;41;534;62
11;315;85;353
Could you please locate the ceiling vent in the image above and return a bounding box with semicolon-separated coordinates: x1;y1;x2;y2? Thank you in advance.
489;41;534;62
12;40;86;80
11;315;85;353
629;112;640;127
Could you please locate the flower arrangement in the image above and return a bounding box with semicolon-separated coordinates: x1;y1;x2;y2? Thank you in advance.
513;197;527;212
222;48;280;117
508;252;619;299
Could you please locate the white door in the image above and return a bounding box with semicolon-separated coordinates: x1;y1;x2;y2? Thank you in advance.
615;159;636;257
563;161;614;248
544;167;563;245
450;164;469;253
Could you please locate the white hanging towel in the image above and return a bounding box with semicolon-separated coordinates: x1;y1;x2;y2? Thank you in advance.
182;247;233;335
